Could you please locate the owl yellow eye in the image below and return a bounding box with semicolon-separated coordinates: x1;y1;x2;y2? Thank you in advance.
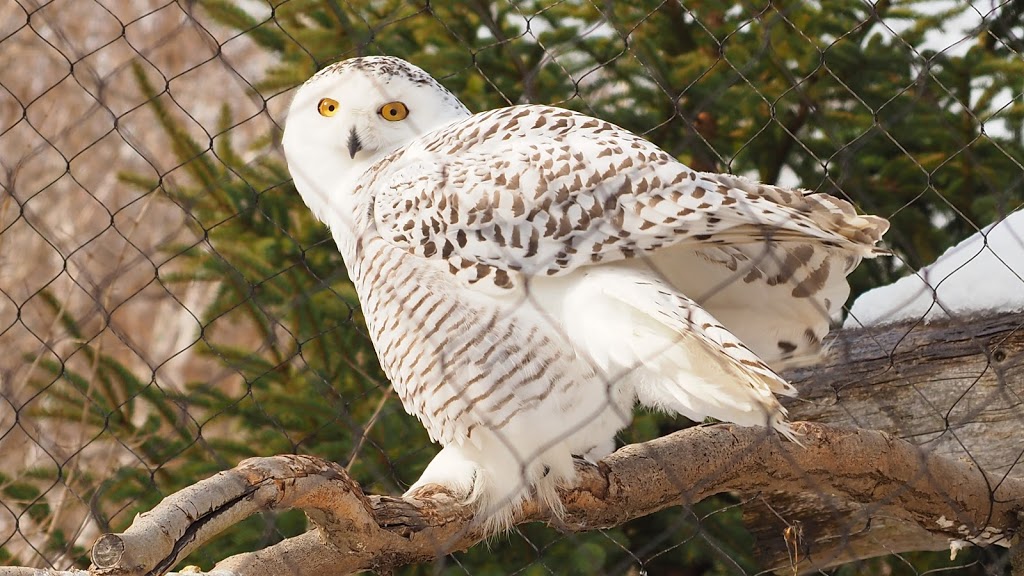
379;101;409;121
317;98;339;117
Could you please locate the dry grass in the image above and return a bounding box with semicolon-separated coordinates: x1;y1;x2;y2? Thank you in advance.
0;0;281;566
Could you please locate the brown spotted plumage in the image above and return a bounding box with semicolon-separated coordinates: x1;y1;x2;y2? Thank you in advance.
281;56;889;533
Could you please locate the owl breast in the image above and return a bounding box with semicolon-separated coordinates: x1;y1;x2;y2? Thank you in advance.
345;234;633;457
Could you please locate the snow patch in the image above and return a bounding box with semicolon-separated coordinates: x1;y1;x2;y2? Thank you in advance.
845;210;1024;327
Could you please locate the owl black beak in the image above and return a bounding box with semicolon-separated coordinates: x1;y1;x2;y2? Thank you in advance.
347;127;363;159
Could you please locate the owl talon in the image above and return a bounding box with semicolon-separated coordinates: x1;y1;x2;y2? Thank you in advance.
571;454;600;468
405;482;459;501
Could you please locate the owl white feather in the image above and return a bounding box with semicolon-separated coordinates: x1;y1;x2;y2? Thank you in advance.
281;56;888;533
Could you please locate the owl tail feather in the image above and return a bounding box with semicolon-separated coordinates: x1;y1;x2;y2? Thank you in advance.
577;267;798;442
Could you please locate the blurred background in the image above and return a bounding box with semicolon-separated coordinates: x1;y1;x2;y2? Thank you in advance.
0;0;1022;574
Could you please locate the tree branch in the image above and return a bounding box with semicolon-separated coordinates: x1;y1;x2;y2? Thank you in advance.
787;311;1024;475
4;313;1019;576
746;310;1024;570
78;420;1022;576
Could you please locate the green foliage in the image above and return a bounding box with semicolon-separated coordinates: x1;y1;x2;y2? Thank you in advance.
17;0;1021;573
212;0;1023;281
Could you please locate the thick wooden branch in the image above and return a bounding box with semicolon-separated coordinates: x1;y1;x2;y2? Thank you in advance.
745;310;1024;570
77;421;1022;576
3;312;1019;576
787;311;1024;475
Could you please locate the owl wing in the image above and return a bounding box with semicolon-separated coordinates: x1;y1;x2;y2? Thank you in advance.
356;104;892;454
367;105;887;296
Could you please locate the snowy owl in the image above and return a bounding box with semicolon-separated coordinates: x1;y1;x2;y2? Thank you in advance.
281;56;888;532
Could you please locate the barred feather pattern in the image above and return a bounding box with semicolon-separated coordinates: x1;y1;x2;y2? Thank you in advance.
281;56;889;532
347;234;634;529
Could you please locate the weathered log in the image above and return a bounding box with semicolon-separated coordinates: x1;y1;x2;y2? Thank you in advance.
746;311;1024;571
82;422;1022;576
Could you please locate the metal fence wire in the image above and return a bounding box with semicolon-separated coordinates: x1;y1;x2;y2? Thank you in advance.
1;0;1023;574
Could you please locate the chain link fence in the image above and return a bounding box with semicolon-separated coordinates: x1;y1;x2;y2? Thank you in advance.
1;0;1022;574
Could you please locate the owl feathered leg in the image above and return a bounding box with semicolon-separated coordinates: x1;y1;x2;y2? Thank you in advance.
405;443;479;501
405;429;573;534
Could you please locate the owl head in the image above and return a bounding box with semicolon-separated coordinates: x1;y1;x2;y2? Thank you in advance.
282;56;471;225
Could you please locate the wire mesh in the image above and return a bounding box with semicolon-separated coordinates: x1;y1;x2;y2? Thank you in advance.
0;0;1022;574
